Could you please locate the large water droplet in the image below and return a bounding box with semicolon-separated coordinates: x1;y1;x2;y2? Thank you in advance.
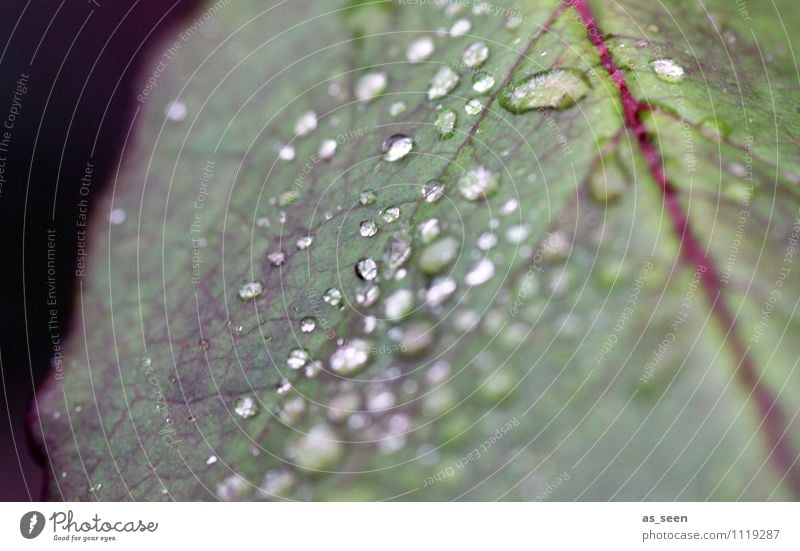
450;18;471;37
422;180;445;202
356;72;388;102
462;41;489;68
434;108;457;140
428;66;460;100
360;190;377;206
300;316;317;333
355;258;379;281
464;98;483;115
425;276;457;306
406;36;435;62
382;134;414;161
651;59;685;82
381;206;401;223
238;281;264;301
458;165;500;201
499;69;590;113
329;339;371;376
318;139;337;160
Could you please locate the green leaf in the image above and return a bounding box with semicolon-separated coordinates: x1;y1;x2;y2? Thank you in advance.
33;0;800;501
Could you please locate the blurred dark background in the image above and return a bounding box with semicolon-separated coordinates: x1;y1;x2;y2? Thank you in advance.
0;0;202;500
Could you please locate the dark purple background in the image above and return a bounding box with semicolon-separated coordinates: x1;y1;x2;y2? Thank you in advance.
0;0;201;500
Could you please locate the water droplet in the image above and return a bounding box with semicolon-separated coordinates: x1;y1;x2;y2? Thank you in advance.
294;110;318;136
256;216;271;228
287;348;309;370
422;180;445;202
258;469;296;498
389;101;408;117
500;197;518;214
267;250;286;266
233;395;259;419
300;316;317;333
464;98;483;115
505;224;531;243
472;71;496;94
458;165;500;201
329;339;371;376
278;144;296;161
360;190;377;206
651;59;685;82
276;378;293;395
165;100;187;121
216;474;249;501
462;41;489;68
434;108;457;139
506;13;523;29
287;424;343;471
323;288;343;306
381;206;400;223
417;218;441;244
278;396;306;425
296;235;314;250
428;66;461;100
418;236;460;275
356;72;388;102
382;134;414;161
499;69;590;113
355;258;379;281
238;281;264;300
384;232;412;271
356;284;380;307
206;455;218;465
450;18;471;37
359;219;378;237
425;276;457;306
406;36;435;62
385;288;414;319
318;139;337;160
109;208;126;225
465;258;495;286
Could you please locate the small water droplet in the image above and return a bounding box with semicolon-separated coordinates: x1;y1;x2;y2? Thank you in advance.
206;455;218;466
500;197;518;214
294;110;318;136
360;190;377;206
287;348;309;370
651;59;685;82
458;165;500;201
356;72;388;102
417;218;441;244
406;36;435;62
359;219;378;237
109;208;126;225
258;469;296;498
385;288;414;319
425;276;457;306
300;316;317;333
462;41;489;68
505;224;530;244
355;258;379;281
422;180;445;202
465;258;495;286
428;66;461;100
382;134;414;161
318;139;337;160
381;206;401;223
418;236;460;275
323;287;343;306
450;18;471;37
165;100;187;121
295;235;314;250
276;378;293;395
278;396;306;425
329;339;372;375
472;71;496;94
464;98;483;115
506;13;523;29
278;144;296;161
499;69;590;113
356;284;380;307
233;395;259;419
389;101;408;117
267;250;287;266
435;108;457;139
238;281;264;301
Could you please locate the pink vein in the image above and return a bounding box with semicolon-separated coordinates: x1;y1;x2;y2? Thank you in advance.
570;0;800;498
